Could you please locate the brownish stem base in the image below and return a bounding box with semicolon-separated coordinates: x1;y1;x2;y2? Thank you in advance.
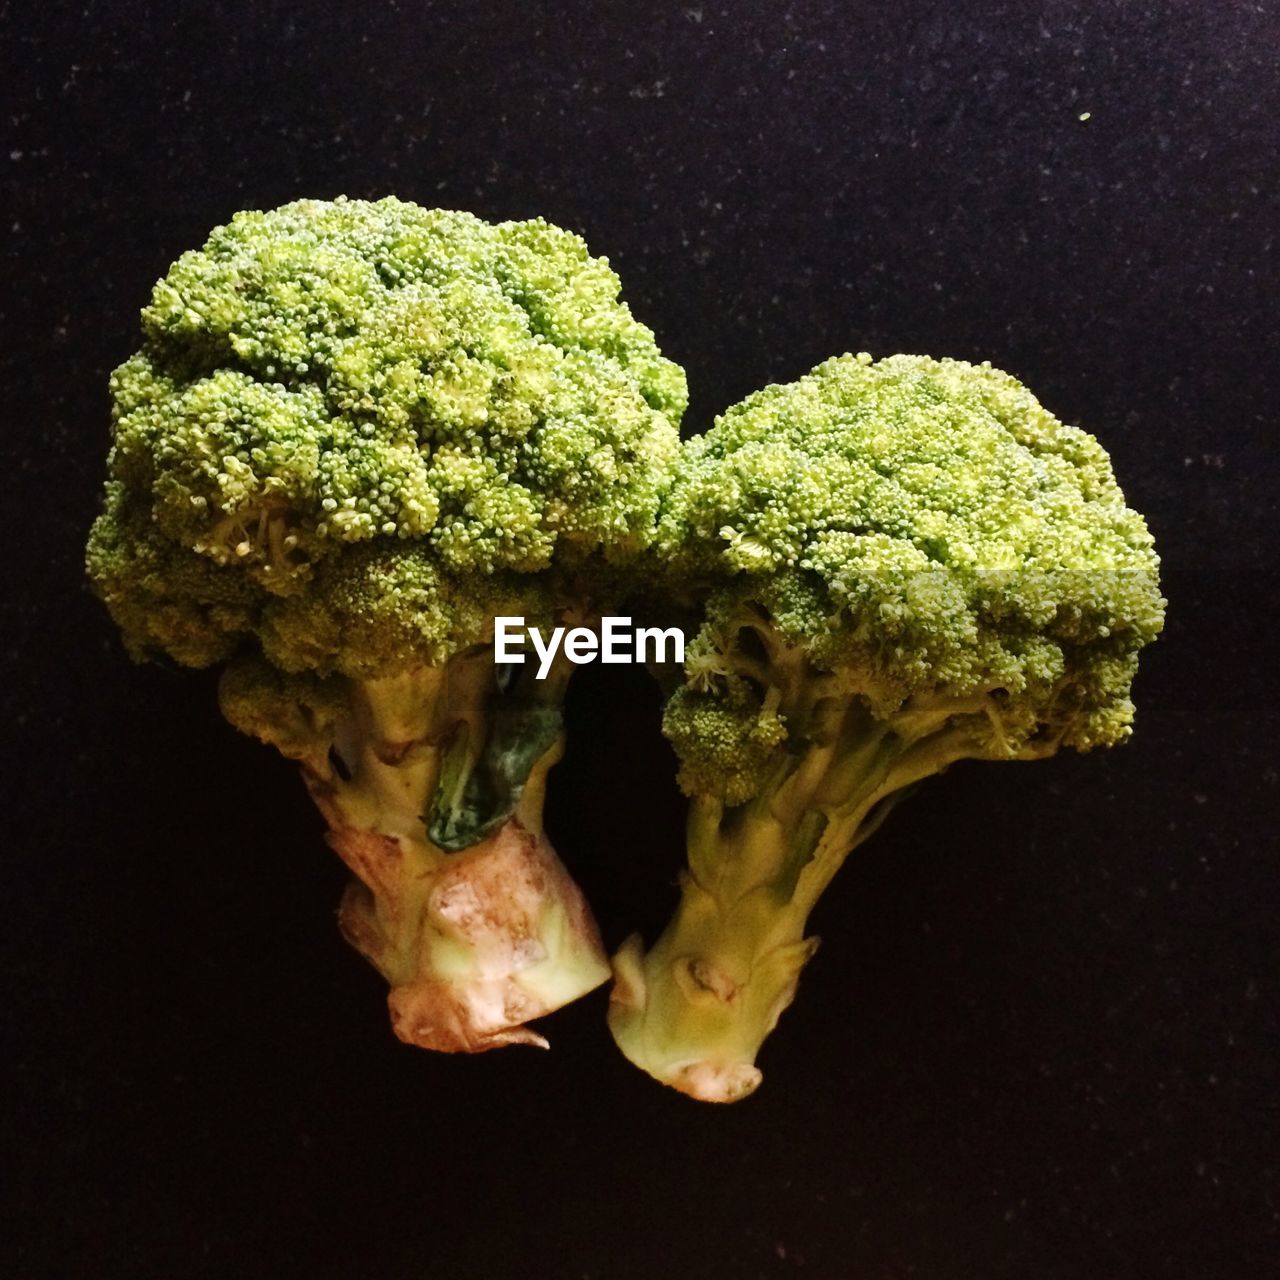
326;811;609;1052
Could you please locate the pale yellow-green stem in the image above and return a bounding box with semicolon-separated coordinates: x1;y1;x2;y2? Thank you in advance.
268;657;608;1052
609;696;1011;1100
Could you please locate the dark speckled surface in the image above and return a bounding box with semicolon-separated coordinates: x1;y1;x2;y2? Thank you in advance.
4;3;1277;1278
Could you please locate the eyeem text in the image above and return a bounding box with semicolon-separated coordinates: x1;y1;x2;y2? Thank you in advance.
494;616;685;679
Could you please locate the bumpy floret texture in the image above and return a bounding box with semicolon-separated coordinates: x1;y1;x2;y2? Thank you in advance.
88;197;686;671
218;656;349;774
660;353;1165;798
664;676;790;806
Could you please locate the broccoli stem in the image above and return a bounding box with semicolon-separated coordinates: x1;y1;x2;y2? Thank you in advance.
225;652;609;1052
608;695;995;1099
326;655;608;1050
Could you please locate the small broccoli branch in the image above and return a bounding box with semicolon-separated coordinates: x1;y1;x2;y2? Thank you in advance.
427;646;576;852
221;650;609;1053
608;682;1055;1100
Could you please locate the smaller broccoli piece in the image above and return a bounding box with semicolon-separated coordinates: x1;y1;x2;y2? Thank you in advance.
87;197;686;1051
608;353;1165;1100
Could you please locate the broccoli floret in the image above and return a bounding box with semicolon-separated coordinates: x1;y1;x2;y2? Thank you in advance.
608;353;1164;1101
87;196;686;1052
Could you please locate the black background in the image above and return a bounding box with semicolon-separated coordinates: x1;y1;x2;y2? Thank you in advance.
5;3;1278;1277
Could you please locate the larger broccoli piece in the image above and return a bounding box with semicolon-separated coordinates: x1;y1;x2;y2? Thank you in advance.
87;196;686;1051
608;353;1164;1100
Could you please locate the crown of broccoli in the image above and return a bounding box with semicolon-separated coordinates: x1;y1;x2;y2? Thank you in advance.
87;196;686;675
658;352;1165;802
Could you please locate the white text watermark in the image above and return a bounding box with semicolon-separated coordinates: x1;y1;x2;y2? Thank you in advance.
494;616;685;678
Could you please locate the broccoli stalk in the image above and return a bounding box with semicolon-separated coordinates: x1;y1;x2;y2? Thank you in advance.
611;636;1063;1098
86;197;687;1051
608;354;1165;1100
221;648;604;1050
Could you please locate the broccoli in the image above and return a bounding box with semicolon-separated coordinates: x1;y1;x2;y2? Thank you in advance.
608;353;1165;1101
86;196;686;1051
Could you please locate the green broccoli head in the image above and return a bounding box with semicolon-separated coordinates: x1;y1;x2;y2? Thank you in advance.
659;352;1165;800
87;196;686;675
